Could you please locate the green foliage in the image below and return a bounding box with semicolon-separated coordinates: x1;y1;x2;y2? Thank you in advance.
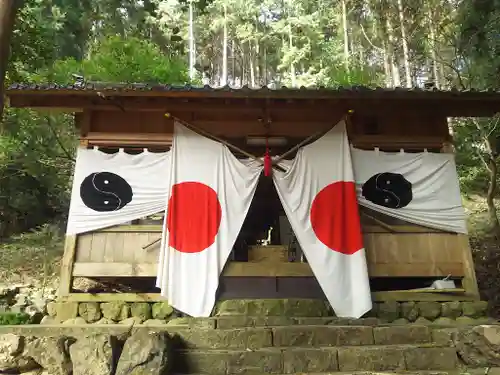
0;224;65;281
0;312;32;326
35;36;189;84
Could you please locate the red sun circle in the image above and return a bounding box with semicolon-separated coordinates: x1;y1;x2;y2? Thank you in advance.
310;181;363;255
167;181;222;253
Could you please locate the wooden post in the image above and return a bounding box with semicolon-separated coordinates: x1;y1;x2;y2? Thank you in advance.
458;234;480;299
59;235;77;297
0;0;20;129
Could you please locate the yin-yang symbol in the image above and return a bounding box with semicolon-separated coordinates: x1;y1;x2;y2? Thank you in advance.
80;172;133;212
361;172;412;209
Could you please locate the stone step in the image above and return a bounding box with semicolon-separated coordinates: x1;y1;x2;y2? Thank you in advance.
215;316;384;328
172;345;458;374
0;324;436;348
173;370;496;375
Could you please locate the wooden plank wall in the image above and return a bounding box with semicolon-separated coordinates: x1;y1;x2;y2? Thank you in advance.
71;225;467;279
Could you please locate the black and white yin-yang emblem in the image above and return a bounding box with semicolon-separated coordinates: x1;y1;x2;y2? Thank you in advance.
80;172;133;212
361;172;412;209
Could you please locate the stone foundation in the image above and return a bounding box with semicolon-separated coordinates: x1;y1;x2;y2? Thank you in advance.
2;321;500;374
41;299;492;326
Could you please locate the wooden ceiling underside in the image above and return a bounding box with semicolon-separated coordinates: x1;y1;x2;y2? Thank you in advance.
8;93;500;117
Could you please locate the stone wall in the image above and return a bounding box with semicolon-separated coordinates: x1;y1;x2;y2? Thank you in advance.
41;299;491;326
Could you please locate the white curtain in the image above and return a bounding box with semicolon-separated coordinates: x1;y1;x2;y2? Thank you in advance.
155;123;262;317
66;148;171;235
272;121;372;318
351;148;467;234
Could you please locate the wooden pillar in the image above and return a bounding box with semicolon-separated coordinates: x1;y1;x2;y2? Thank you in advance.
59;235;77;297
0;0;20;128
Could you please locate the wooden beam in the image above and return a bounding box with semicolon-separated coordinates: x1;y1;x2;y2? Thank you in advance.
81;132;447;149
72;260;465;278
91;223;448;234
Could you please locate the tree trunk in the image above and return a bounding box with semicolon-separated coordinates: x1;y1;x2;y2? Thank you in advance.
249;42;255;87
474;118;500;236
486;155;500;236
427;6;440;89
341;0;349;73
221;3;228;86
385;15;401;86
288;24;296;87
0;0;19;131
397;0;412;87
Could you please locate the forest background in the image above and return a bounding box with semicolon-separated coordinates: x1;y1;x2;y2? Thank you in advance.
1;0;500;313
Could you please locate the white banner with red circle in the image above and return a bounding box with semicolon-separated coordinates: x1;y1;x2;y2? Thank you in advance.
155;123;263;317
273;121;373;318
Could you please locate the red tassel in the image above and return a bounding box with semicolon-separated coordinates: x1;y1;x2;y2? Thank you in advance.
264;136;272;177
264;151;272;177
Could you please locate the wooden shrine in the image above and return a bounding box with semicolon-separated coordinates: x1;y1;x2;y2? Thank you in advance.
7;83;497;304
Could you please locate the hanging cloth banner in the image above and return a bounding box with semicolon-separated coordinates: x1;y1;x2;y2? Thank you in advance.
351;148;467;234
272;120;372;318
155;122;262;317
66;148;171;235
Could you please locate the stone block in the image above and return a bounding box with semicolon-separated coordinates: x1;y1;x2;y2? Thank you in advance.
254;316;296;326
373;325;431;345
433;317;456;325
120;317;143;325
69;334;119;375
432;327;459;345
115;331;172;375
456;316;478;325
55;302;78;322
167;317;216;329
78;302;102;323
392;318;410;325
152;302;174;319
100;302;130;321
0;333;39;373
215;300;249;315
273;326;373;347
25;336;74;375
417;302;442;320
62;317;87;325
414;316;432;325
462;301;489;318
216;316;254;329
174;350;228;374
337;346;406;371
282;299;331;317
377;301;401;322
441;301;463;318
143;319;167;326
401;302;419;322
172;328;272;349
404;347;458;370
226;349;283;374
248;299;286;315
130;303;152;321
46;302;57;317
282;348;338;373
